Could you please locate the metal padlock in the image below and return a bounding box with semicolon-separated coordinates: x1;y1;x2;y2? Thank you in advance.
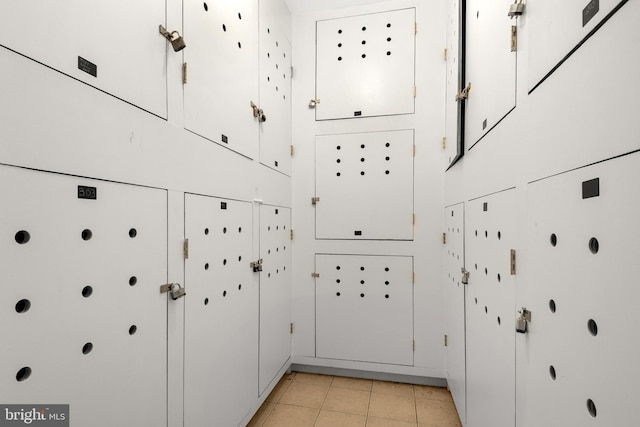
516;308;531;334
169;33;186;52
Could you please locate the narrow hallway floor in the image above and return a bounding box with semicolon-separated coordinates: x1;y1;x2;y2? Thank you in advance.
248;372;462;427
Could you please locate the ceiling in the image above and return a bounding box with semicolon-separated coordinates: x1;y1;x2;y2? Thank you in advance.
284;0;387;13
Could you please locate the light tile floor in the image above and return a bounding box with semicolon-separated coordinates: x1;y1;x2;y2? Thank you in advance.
248;372;462;427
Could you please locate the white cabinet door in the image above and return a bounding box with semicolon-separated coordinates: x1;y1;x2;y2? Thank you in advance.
0;0;168;118
315;8;416;120
0;165;168;427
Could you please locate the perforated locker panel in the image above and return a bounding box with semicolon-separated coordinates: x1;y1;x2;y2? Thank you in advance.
518;154;640;427
465;190;516;427
465;0;517;148
184;195;256;427
184;0;259;158
0;166;167;427
315;8;415;120
443;203;466;425
0;1;167;118
529;0;623;91
444;0;461;168
259;205;292;395
259;23;292;175
315;254;414;365
315;130;414;240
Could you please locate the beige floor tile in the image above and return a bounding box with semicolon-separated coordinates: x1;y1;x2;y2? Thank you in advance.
247;402;276;427
315;410;367;427
368;392;417;423
293;372;334;387
413;385;453;402
279;381;329;408
366;416;418;427
322;387;371;415
416;398;461;426
372;381;415;398
261;404;319;427
332;376;374;391
265;375;293;403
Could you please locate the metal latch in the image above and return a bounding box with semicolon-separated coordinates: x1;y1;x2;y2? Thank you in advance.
311;197;320;205
159;25;186;52
308;99;320;109
461;268;470;285
160;283;186;300
250;101;266;122
251;259;263;272
508;0;526;18
456;83;471;101
516;308;531;333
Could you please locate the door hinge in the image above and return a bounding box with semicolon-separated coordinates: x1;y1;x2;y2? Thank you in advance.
413;213;416;225
456;83;471;101
414;22;418;34
510;249;517;275
290;145;294;157
442;137;447;150
413;85;417;98
182;62;188;84
290;323;294;334
291;66;294;79
311;197;320;205
183;239;189;259
290;229;294;240
444;48;448;61
412;272;415;285
444;335;448;347
442;232;447;244
311;272;320;278
413;340;416;351
413;145;416;157
511;25;517;52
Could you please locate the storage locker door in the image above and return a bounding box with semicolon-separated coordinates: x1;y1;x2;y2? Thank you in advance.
184;0;260;159
528;0;625;91
443;203;466;425
315;8;416;120
259;22;292;176
519;153;640;427
315;130;414;240
0;0;168;118
184;195;257;427
0;165;168;427
259;206;292;395
315;254;414;366
465;0;517;148
465;190;516;427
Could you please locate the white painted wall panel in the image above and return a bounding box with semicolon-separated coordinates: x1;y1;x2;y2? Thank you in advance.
183;194;257;427
315;130;415;240
0;165;168;427
518;153;640;427
316;254;414;365
464;0;517;148
443;202;466;425
259;205;292;395
315;8;416;120
465;189;516;427
184;0;260;158
0;0;168;118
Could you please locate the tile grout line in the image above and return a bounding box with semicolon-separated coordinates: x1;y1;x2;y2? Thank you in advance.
311;375;334;426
